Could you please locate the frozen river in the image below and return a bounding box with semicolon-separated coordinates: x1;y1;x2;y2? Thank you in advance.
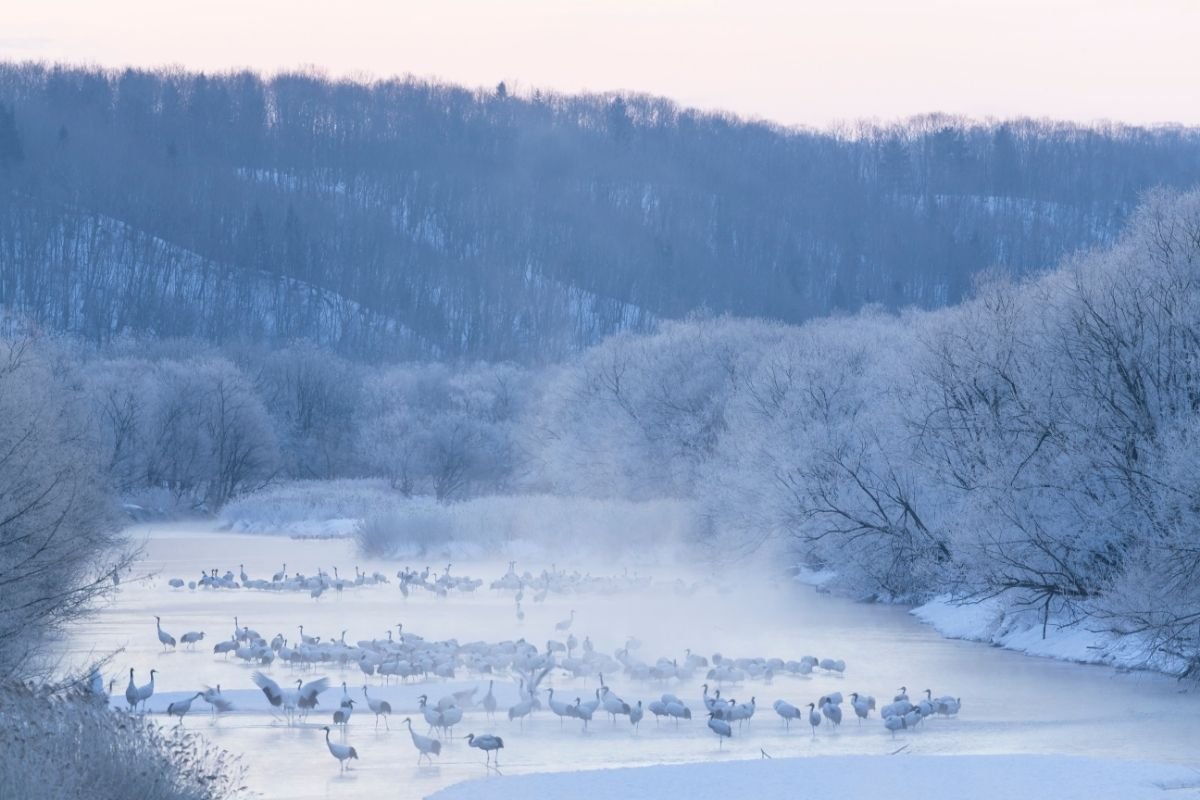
61;523;1200;799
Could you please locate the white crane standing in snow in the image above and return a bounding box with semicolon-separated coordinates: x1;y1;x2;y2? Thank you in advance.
665;699;691;726
707;712;732;748
213;637;238;658
773;699;802;729
402;717;442;764
179;631;205;649
482;680;497;719
332;699;354;731
850;692;875;724
136;669;157;712
466;733;504;767
600;686;631;723
418;694;443;734
362;686;392;730
440;704;464;737
807;702;822;737
820;697;842;727
125;668;139;711
155;616;176;650
546;688;574;726
629;700;644;731
323;726;358;772
507;694;533;728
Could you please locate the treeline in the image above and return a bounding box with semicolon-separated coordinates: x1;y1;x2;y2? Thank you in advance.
51;337;525;509
3;62;1200;359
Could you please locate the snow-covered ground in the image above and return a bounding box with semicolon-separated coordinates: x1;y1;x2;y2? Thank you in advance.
913;595;1186;675
59;523;1200;800
431;756;1200;800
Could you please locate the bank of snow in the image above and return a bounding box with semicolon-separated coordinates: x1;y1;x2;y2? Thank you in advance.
429;755;1199;800
912;595;1185;675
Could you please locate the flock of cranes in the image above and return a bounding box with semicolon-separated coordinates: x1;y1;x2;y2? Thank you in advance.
166;561;697;602
113;591;963;774
90;558;970;777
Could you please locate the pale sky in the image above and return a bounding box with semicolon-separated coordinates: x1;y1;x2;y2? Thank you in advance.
3;0;1198;128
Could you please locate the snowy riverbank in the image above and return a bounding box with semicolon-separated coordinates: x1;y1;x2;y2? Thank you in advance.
429;755;1200;800
911;595;1187;676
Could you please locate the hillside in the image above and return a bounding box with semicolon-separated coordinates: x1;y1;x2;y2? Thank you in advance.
2;63;1200;358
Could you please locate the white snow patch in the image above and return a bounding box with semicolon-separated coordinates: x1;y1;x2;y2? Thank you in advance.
912;595;1187;674
429;754;1199;800
792;567;838;588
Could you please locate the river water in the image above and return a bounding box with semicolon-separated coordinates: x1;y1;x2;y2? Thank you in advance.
60;524;1200;799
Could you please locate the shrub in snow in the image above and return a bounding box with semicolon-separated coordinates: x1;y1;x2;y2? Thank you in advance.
357;507;453;558
0;681;243;800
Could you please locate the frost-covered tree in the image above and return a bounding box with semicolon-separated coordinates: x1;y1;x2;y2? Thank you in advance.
0;336;127;680
356;361;528;501
536;315;785;499
144;358;278;508
703;312;945;596
250;343;363;479
80;358;161;493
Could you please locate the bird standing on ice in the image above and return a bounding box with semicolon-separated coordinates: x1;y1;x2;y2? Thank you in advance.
850;692;874;724
629;700;644;730
136;669;157;712
155;616;176;650
125;668;139;710
807;702;821;736
363;686;392;730
466;733;504;767
179;631;205;649
403;717;442;764
482;680;497;719
773;699;802;729
333;699;354;730
323;726;358;772
707;713;732;748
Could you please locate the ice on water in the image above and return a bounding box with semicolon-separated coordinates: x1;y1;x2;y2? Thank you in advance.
63;524;1200;800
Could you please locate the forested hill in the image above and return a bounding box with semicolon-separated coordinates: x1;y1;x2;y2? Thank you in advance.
2;63;1200;360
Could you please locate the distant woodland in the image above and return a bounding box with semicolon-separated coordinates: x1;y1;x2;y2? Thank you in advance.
2;63;1200;359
